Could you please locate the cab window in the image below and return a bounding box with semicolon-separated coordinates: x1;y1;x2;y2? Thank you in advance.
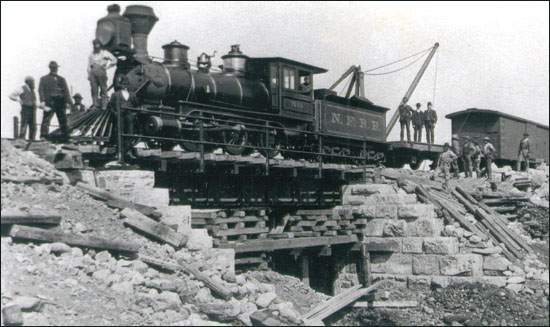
283;67;296;90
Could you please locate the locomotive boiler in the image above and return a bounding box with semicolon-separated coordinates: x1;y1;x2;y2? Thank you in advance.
95;4;389;160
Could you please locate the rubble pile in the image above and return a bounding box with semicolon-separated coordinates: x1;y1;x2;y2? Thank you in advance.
0;140;64;183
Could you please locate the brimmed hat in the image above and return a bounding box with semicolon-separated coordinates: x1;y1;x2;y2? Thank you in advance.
443;142;450;147
73;93;83;99
452;134;459;140
24;76;34;83
48;61;59;68
483;136;491;141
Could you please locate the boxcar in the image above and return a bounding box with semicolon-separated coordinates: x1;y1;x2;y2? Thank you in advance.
446;108;549;165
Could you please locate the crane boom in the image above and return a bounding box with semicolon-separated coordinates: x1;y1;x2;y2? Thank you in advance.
385;42;439;139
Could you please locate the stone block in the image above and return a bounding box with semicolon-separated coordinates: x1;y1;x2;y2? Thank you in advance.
483;255;511;271
96;170;169;206
186;229;213;251
158;205;191;235
370;253;412;275
423;237;459;254
375;205;398;219
382;220;406;237
439;254;483;276
406;218;443;237
431;276;451;288
365;238;402;252
203;248;235;277
362;219;388;237
479;276;507;288
408;275;432;292
343;184;397;196
352;205;376;218
402;238;424;253
398;204;434;219
412;255;440;275
364;194;417;205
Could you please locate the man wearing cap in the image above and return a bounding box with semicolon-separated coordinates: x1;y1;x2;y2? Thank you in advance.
38;61;72;141
398;97;413;142
472;141;483;178
462;136;476;178
424;102;437;144
412;103;424;142
9;76;37;140
70;93;87;115
483;136;496;180
437;142;458;190
88;39;117;109
516;133;530;172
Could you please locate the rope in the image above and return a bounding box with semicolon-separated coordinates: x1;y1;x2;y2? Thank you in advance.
365;45;434;73
365;51;429;76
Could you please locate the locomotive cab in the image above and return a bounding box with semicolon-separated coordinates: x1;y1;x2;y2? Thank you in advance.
247;58;327;122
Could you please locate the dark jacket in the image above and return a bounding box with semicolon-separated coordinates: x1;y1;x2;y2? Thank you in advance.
424;109;437;125
38;73;72;105
398;104;413;123
412;110;424;127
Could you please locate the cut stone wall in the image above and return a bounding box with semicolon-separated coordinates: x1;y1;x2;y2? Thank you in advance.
95;170;169;206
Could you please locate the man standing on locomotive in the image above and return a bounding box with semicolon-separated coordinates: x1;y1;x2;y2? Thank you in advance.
38;61;72;141
516;132;530;172
398;97;413;142
412;102;424;142
9;76;37;140
424;102;437;144
483;136;496;180
88;38;117;109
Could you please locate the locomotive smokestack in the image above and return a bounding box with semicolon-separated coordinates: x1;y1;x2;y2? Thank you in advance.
123;5;158;63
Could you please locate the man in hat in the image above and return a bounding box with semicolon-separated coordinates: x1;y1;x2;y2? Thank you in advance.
437;142;458;190
483;136;496;180
516;133;530;171
398;97;413;142
472;141;483;178
88;38;118;109
70;93;87;115
462;136;476;178
9;76;37;140
412;102;424;142
424;102;437;144
38;61;72;141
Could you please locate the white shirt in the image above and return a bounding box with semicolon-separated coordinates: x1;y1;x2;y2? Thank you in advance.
88;50;117;73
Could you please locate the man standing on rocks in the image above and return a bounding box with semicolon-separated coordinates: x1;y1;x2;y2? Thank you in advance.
462;136;476;178
483;136;496;180
412;102;424;142
398;97;413;142
38;61;72;141
472;141;483;178
516;133;530;172
451;134;461;178
9;76;37;140
438;142;458;190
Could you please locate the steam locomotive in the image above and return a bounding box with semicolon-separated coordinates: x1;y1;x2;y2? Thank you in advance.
95;5;389;162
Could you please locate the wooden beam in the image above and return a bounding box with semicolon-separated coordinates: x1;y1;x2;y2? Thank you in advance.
353;300;418;308
220;235;358;253
139;255;232;300
121;208;187;248
301;255;310;287
359;242;371;287
9;225;138;254
1;209;61;226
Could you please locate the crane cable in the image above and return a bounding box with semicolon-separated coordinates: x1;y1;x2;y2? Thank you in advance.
364;45;434;74
365;51;430;76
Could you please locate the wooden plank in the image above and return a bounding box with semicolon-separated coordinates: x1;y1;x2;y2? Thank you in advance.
353;300;418;308
221;235;358;253
212;227;269;237
295;209;335;216
76;182;162;220
139;255;232;300
1;209;61;226
9;225;138;254
235;257;266;265
359;242;371;287
2;176;64;185
301;255;310;287
121;208;187;248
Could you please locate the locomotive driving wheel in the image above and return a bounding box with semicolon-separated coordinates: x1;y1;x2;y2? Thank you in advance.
223;125;251;156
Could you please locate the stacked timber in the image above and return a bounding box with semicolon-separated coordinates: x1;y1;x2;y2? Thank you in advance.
479;192;530;215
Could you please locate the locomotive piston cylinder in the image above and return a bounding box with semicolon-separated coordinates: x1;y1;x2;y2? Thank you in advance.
144;115;182;136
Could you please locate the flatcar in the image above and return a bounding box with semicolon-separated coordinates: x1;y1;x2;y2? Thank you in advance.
446;108;549;166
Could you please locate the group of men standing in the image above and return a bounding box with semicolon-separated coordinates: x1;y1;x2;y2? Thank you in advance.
399;97;438;144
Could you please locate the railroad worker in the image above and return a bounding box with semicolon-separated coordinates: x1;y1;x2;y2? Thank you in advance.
472;141;483;178
483;136;496;180
451;134;461;178
8;76;37;140
424;102;437;144
462;136;476;178
298;75;312;93
412;102;424;142
88;38;117;109
437;142;458;190
398;97;413;142
70;93;87;115
108;76;138;152
516;132;530;172
38;61;72;141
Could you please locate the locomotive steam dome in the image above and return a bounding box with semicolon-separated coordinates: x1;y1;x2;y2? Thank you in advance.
221;45;248;76
162;40;190;68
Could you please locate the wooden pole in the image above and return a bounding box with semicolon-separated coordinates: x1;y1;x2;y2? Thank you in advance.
359;242;371;287
301;255;310;287
13;116;19;139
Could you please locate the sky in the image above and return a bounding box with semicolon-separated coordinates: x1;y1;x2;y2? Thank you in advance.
1;1;549;143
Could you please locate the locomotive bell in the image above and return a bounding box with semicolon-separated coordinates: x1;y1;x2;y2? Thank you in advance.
162;40;190;68
221;44;248;76
123;5;158;63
